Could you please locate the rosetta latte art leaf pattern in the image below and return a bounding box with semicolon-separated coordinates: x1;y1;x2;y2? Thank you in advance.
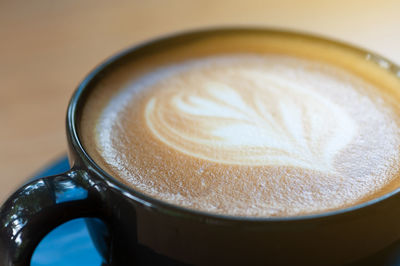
144;57;357;172
95;54;400;216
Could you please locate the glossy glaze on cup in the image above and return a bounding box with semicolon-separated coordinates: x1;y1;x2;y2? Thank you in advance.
75;29;400;265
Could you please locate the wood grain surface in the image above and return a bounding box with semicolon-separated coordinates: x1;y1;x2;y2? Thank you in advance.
1;0;400;202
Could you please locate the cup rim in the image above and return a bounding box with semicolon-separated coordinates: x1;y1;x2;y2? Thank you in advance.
66;26;400;223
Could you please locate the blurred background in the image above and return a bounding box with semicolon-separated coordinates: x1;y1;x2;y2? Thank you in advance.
1;0;400;201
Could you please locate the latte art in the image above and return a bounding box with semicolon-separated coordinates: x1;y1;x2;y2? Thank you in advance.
144;57;357;173
88;49;400;217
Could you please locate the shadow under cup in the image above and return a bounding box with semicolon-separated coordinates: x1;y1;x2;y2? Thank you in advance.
2;28;400;265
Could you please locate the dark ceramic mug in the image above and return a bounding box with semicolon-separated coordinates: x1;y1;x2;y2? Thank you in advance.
2;28;400;266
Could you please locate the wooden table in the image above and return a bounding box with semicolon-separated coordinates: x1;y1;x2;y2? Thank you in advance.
1;0;400;201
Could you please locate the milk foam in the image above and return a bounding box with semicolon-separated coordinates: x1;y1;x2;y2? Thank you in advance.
95;54;400;217
144;57;357;173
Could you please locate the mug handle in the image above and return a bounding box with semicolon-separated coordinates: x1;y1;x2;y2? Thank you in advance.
0;169;110;266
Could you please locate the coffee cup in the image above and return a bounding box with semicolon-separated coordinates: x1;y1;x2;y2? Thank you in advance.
2;28;400;265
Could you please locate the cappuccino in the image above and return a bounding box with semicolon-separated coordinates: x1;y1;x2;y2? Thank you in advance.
81;31;400;217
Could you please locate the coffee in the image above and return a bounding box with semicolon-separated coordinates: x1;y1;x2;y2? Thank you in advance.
80;31;400;217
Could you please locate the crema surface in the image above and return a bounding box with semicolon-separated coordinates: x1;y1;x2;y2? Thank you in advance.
81;32;400;217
